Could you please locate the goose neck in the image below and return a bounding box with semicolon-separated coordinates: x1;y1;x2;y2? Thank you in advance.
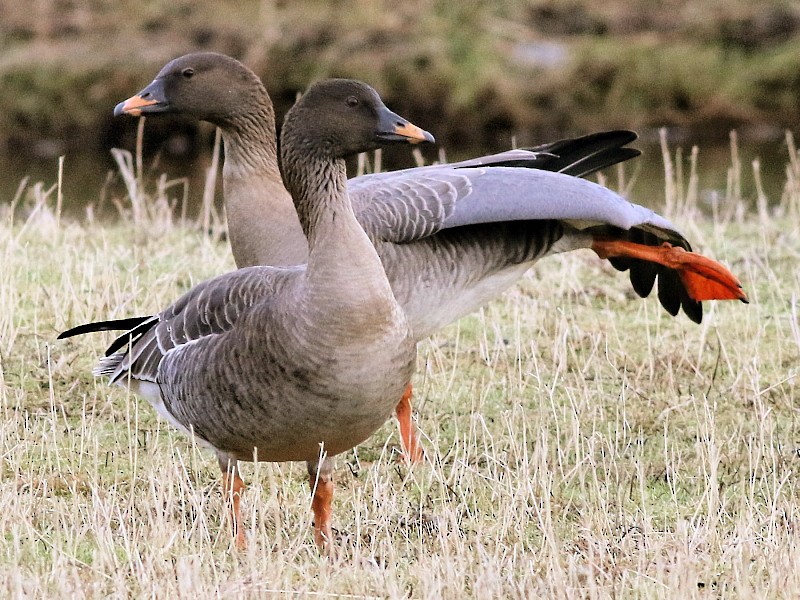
286;154;352;250
219;106;281;180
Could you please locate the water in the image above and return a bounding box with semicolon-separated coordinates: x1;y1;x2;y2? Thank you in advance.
0;133;793;221
0;147;216;221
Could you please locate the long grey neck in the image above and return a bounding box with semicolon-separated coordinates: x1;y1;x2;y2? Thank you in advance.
218;105;308;268
219;106;280;180
287;154;352;250
284;149;394;302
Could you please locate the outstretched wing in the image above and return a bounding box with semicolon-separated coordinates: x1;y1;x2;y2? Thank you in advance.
346;130;733;324
350;130;649;244
353;162;683;243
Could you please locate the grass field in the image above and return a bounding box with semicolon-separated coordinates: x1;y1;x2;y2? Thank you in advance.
1;138;799;598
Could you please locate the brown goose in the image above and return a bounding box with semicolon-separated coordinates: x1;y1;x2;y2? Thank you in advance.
100;53;747;462
64;79;434;550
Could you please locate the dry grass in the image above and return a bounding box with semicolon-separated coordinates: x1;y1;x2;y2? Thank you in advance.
1;137;798;598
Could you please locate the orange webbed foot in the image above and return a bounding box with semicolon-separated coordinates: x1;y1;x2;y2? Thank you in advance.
308;459;336;556
592;238;748;303
220;457;247;550
395;383;424;464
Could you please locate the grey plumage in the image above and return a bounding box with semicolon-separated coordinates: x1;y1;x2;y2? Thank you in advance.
68;54;711;357
89;81;425;470
58;58;746;549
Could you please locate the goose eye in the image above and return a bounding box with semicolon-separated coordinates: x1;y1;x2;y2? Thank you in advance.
182;68;195;79
346;96;359;107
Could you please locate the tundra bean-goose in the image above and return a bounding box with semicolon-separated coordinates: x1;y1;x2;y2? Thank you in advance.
72;54;747;465
63;80;435;550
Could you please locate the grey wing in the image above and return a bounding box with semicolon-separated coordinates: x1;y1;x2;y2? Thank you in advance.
95;266;298;384
347;149;589;242
349;129;644;243
353;164;683;244
351;169;474;242
432;167;700;321
348;147;572;241
441;167;686;242
350;152;703;323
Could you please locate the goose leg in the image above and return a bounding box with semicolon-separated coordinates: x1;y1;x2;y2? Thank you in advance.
307;457;335;552
591;238;748;302
218;454;247;550
395;383;423;463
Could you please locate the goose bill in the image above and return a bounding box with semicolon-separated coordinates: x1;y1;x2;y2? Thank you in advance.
376;108;435;144
114;80;169;117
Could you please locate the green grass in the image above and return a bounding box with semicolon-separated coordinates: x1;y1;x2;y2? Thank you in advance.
1;139;799;597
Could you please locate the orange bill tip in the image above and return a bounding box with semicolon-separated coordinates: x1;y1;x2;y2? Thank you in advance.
394;122;435;144
114;94;159;117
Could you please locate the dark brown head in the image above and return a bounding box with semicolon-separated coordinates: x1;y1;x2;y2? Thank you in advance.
114;52;270;126
281;79;434;161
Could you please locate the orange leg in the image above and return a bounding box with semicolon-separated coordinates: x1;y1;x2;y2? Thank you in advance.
307;459;334;553
395;383;423;464
219;457;247;550
591;238;748;302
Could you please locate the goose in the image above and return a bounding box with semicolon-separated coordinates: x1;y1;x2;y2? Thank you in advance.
96;53;747;463
62;79;435;550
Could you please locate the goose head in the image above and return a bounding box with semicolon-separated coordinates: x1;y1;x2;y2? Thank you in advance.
114;52;266;125
281;79;435;160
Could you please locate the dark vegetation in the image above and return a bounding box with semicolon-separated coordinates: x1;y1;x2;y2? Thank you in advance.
1;1;800;160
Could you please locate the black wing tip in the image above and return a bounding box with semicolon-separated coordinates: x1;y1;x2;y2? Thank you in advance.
682;298;703;324
57;316;153;341
614;130;638;145
58;323;104;340
622;259;704;324
617;147;643;161
580;129;639;146
104;316;159;357
528;129;639;152
525;130;642;178
452;130;641;175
